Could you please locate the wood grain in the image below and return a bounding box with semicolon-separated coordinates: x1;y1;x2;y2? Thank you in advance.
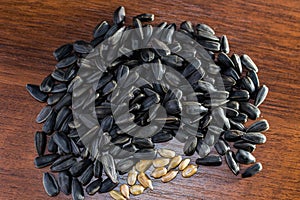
0;0;299;199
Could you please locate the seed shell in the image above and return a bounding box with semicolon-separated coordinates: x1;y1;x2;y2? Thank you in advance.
182;165;198;178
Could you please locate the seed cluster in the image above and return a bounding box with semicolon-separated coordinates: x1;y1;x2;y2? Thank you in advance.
27;6;269;200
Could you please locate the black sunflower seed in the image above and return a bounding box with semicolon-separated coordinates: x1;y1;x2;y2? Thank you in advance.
183;136;197;156
241;132;267;144
79;164;94;186
51;83;67;93
93;21;110;38
42;111;56;134
246;70;260;90
218;52;235;69
48;136;58;153
26;84;48;102
196;141;211;158
40;74;54;93
195;23;215;35
34;154;59;168
52;132;71;154
69;159;92;177
225;151;239;175
53;93;71;112
58;171;71;195
254;85;269;107
214;138;230;155
34;131;47;156
151;130;173;143
51;156;76;172
53;43;73;61
242;162;263;178
239;102;261;120
196;154;222;166
72;178;85;200
132;137;154;149
47;92;65;106
220;35;229;54
240;76;256;94
55;55;77;69
233;140;256;152
241;54;258;72
86;178;102;195
134;13;154;22
43;172;60;197
99;177;119;193
246;119;269;132
235;149;256;164
231;53;243;75
113;6;126;25
223;130;245;142
73;40;93;54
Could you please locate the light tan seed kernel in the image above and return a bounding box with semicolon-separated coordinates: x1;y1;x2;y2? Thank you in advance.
161;170;179;182
158;149;176;158
178;158;191;171
153;158;170;168
167;155;182;171
120;184;130;199
182;165;198;178
137;172;153;190
109;190;126;200
135;160;152;172
151;167;167;178
127;167;138;186
129;185;145;195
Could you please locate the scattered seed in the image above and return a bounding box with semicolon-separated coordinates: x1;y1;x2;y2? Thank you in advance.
161;170;179;183
153;158;170;168
151;167;168;178
182;164;198;178
127;167;138;186
129;185;145;195
120;184;130;199
178;158;191;170
110;190;127;200
138;172;153;190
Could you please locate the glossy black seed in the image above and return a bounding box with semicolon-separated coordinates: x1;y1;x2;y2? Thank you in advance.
55;55;77;69
86;178;102;195
42;111;56;134
55;107;71;131
51;157;76;172
53;43;73;61
220;35;229;54
93;21;110;38
214;138;230;155
233;140;256;152
195;23;215;35
53;93;71;112
235;149;256;164
93;160;103;179
72;178;85;200
43;172;60;197
36;106;53;124
247;70;260;90
242;162;263;178
58;171;71;195
229;119;246;131
73;40;93;54
47;92;65;105
241;54;258;72
198;40;220;51
114;6;126;25
79;165;94;186
223;130;245;142
34;154;59;168
239;102;261;120
183;136;197;156
40;74;54;93
240;76;256;94
230;90;250;101
180;21;194;33
51;83;67;93
152;130;173;143
218;52;235;69
34;131;47;156
134;13;154;22
231;113;248;124
132;137;154;149
140;49;155;62
196;155;222;166
242;132;267;144
48;136;58;153
247;119;269;132
231;53;243;75
26;84;48;102
254;85;269;107
225;151;239;175
52;132;71;154
69;159;92;177
99;178;119;193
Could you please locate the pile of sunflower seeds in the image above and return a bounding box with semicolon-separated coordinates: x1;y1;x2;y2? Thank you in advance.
27;6;269;200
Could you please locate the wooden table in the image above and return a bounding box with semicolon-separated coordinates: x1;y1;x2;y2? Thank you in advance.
1;0;299;199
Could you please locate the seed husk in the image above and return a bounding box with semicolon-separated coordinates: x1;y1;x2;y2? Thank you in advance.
241;132;267;144
254;85;269;107
127;167;138;186
120;184;130;199
99;177;119;193
34;131;47;156
153;157;170;168
26;84;48;102
246;119;269;132
135;160;152;172
43;172;60;197
182;164;198;178
71;178;85;200
235;149;256;164
129;185;145;195
241;54;258;72
158;149;176;158
225;151;240;175
161;170;178;183
34;154;59;168
167;155;182;171
138;172;153;190
242;162;263;178
78;165;94;186
86;178;102;195
58;171;71;195
110;190;127;200
151;167;168;178
101;154;118;183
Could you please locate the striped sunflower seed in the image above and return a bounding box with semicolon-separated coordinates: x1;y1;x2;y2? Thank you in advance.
161;170;178;183
151;167;167;179
182;165;198;178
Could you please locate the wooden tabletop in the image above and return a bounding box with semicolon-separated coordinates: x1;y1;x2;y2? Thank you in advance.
1;0;299;199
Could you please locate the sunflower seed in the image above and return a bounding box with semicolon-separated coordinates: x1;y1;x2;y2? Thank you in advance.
130;185;145;195
247;119;269;132
134;13;154;22
43;172;60;197
102;154;118;183
132;137;154;149
99;177;119;193
231;53;243;75
178;158;191;171
151;130;173;143
34;154;59;168
151;167;167;179
241;54;258;72
242;162;263;178
239;102;261;120
72;178;84;200
78;165;94;186
161;170;178;182
242;132;267;144
86;178;102;195
51;157;76;172
58;171;71;195
214;138;230;155
69;159;92;177
233;140;256;152
183;136;197;156
223;130;245;142
138;172;153;190
153;158;170;168
135;160;152;172
127;167;138;186
53;43;73;61
220;35;229;54
196;155;222;166
26;84;48;102
34;131;47;156
254;85;269;107
167;155;182;171
182;164;197;178
110;190;127;200
52;132;71;154
120;184;130;199
225;151;239;175
40;74;54;93
235;149;256;164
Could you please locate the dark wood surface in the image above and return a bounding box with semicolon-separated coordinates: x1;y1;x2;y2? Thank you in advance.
1;0;300;199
